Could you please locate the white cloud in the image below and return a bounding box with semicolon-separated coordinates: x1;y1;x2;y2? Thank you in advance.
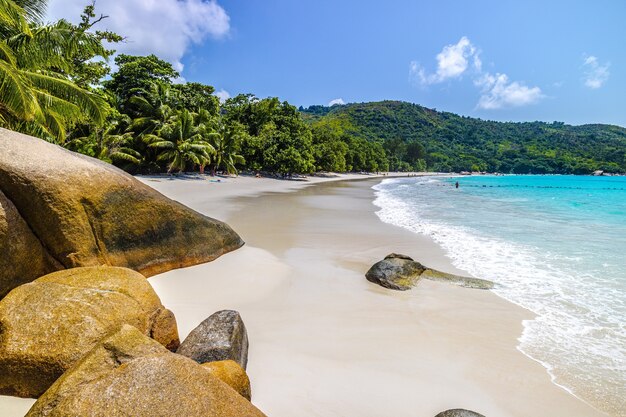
410;36;481;85
328;98;345;106
214;89;230;102
46;0;230;72
475;73;544;110
582;55;610;89
409;36;544;110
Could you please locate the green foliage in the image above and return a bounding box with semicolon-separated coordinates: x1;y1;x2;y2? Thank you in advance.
206;119;245;175
302;101;626;174
172;82;218;114
223;95;315;175
9;3;623;178
0;0;109;141
57;2;123;88
105;54;178;105
145;109;214;173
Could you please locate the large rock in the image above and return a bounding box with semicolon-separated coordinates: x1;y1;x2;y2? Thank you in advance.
202;360;252;401
365;253;426;290
0;266;179;397
178;310;249;369
26;325;266;417
366;253;493;291
435;409;486;417
0;128;243;292
0;190;59;298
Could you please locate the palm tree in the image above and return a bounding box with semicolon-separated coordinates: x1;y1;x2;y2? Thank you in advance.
0;0;107;141
127;81;174;136
208;120;245;175
146;109;215;173
65;114;135;163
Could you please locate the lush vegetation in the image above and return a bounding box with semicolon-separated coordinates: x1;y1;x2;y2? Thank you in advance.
301;102;626;174
2;1;624;176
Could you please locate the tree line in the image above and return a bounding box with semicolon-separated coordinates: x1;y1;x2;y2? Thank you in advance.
1;1;623;176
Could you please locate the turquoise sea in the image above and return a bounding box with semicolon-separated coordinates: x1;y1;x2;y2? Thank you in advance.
372;175;626;416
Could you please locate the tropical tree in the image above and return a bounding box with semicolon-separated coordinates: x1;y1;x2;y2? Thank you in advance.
207;120;245;175
0;0;109;141
127;81;175;136
146;109;215;173
105;54;178;106
63;110;141;167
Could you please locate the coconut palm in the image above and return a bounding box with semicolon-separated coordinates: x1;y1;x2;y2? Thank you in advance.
146;109;215;173
208;120;246;175
0;0;107;141
127;81;175;136
65;114;135;163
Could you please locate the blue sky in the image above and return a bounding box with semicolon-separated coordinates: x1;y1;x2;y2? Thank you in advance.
50;0;626;126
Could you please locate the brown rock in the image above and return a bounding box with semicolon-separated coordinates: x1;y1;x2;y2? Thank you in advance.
202;360;252;400
0;128;243;283
25;325;265;417
0;266;179;397
366;253;494;291
0;189;59;298
365;253;426;290
177;310;249;369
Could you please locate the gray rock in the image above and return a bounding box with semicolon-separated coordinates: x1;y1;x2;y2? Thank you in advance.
435;409;486;417
365;253;426;290
366;253;494;291
177;310;249;369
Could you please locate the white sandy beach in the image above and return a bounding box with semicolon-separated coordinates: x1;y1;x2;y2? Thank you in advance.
0;173;609;416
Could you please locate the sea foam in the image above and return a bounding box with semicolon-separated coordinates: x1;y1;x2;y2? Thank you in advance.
372;176;626;416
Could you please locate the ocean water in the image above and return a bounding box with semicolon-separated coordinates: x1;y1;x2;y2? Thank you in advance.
372;175;626;416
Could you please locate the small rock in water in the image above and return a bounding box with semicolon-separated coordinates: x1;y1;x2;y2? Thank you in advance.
435;409;486;417
177;310;249;369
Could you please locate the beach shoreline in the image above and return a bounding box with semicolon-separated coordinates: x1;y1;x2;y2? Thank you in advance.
0;173;610;416
145;174;608;416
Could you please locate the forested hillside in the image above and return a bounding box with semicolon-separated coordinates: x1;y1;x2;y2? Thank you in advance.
301;101;626;174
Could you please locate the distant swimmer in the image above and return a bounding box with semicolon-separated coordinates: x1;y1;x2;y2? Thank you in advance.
455;181;459;189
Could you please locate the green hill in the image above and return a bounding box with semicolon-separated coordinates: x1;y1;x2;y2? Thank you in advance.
301;101;626;174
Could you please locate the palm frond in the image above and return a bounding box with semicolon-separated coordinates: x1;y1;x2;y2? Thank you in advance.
0;58;36;120
0;0;32;33
24;70;107;124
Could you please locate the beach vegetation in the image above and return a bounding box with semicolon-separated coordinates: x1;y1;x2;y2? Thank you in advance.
3;1;624;176
0;0;110;141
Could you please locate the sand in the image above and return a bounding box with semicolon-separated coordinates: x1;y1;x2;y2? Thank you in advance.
146;174;607;417
0;173;609;416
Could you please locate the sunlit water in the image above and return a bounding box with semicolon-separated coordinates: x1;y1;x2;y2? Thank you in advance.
372;175;626;416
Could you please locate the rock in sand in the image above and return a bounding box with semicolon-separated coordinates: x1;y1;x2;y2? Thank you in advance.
25;325;265;417
0;128;244;294
177;310;249;369
366;253;493;291
0;266;179;397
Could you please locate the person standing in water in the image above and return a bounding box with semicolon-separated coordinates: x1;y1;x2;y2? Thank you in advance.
455;181;459;189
